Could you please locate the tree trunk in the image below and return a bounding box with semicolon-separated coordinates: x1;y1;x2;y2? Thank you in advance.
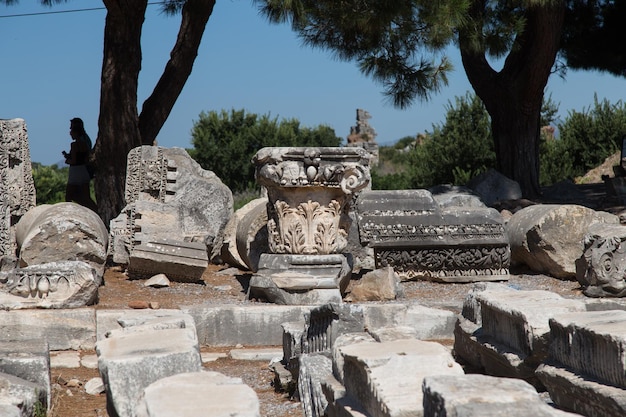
93;0;147;227
459;1;565;198
138;0;216;145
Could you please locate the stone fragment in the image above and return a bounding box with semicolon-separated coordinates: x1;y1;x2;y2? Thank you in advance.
250;253;352;305
230;198;269;272
422;374;578;417
0;308;96;350
109;146;233;266
229;348;282;361
555;310;626;385
0;261;101;309
128;238;208;282
0;339;50;409
466;168;522;206
16;202;108;275
339;339;464;417
0;118;36;257
134;371;260;417
97;327;202;417
85;377;105;395
143;274;170;288
507;204;618;279
454;288;586;388
355;189;510;282
361;304;457;341
50;351;80;368
535;310;626;417
428;184;486;208
576;222;626;296
0;371;47;415
299;354;332;417
345;266;401;302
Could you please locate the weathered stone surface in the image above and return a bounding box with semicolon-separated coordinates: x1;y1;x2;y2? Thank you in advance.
507;204;618;279
0;340;50;409
356;189;510;282
361;304;457;341
0;308;96;350
466;168;522;206
16;202;108;275
454;288;586;387
547;310;626;388
250;253;352;305
0;371;47;415
339;339;464;417
0;261;101;309
576;222;626;296
345;267;401;302
536;362;626;417
252;147;370;304
299;354;333;417
182;304;311;347
478;289;586;357
96;309;196;341
135;371;260;417
233;197;269;272
0;119;36;258
428;184;486;209
128;238;208;282
109;146;233;265
97;327;202;417
422;374;578;417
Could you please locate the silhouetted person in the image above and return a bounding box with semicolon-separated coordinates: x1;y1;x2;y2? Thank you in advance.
63;117;97;212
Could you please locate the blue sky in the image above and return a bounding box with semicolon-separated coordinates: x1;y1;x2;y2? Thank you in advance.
1;1;625;166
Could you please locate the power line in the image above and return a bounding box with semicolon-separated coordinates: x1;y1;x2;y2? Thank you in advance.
0;2;166;19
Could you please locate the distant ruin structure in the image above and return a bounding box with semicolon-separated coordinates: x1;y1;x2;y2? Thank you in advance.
346;109;379;166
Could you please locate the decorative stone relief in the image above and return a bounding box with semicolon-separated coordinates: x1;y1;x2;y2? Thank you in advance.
109;146;233;281
254;147;370;256
250;147;370;305
0;118;36;257
576;222;626;297
0;261;100;309
356;190;510;282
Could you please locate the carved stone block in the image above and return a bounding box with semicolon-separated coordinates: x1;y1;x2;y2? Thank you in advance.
249;253;352;305
0;261;101;309
0;118;36;257
355;189;510;282
128;238;208;282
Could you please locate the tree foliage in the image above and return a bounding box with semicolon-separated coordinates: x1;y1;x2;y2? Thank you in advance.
31;163;68;205
561;0;626;77
409;93;495;187
188;109;342;194
550;96;626;179
256;0;566;198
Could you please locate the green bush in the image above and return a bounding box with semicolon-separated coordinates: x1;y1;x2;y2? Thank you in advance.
188;109;342;194
32;163;68;205
555;95;626;179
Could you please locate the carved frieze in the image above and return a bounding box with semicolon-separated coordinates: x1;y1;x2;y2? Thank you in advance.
355;189;510;282
0;261;100;309
125;146;171;204
253;147;370;194
377;247;510;281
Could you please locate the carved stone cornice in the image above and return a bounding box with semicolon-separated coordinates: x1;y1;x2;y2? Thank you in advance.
253;147;370;195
